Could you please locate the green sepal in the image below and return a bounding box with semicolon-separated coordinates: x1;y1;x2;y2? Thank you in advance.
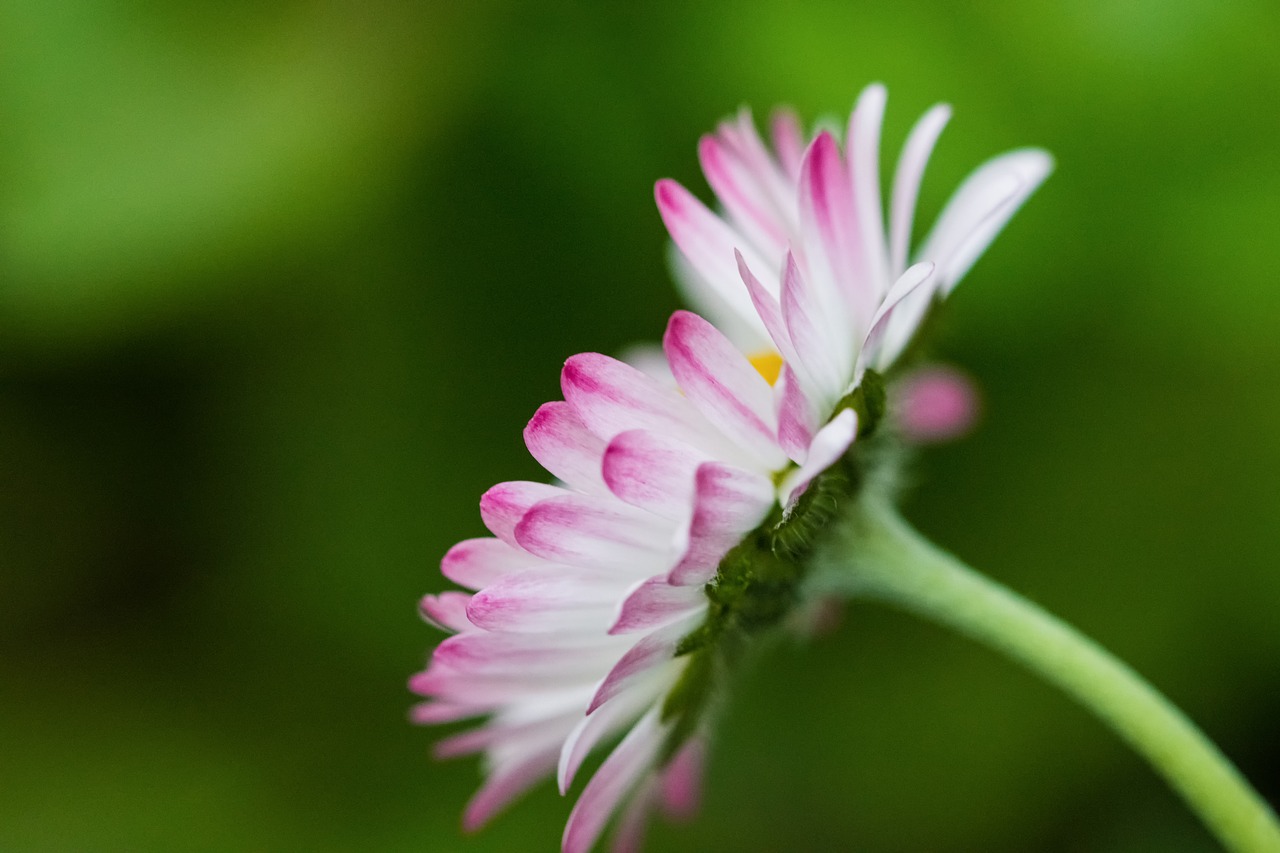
674;621;717;657
834;368;887;438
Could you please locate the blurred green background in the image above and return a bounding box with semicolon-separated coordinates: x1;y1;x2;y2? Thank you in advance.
2;1;1277;850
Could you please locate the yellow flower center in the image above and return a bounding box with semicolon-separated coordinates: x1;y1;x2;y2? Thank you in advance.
749;350;784;386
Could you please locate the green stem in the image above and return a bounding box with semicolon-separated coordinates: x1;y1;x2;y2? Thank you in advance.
812;498;1280;853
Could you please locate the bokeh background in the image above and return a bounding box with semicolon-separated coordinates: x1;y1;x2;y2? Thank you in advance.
2;1;1278;851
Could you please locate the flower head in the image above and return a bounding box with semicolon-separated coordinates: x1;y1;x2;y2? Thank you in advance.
413;84;1050;852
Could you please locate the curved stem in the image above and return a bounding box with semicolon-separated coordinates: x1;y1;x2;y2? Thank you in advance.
811;498;1280;853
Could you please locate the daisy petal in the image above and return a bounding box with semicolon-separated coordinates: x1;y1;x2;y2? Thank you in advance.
515;494;672;574
778;408;858;506
467;569;621;634
723;108;798;218
441;538;543;590
409;700;486;725
562;708;665;853
557;676;661;793
847;83;891;299
736;250;801;368
524;402;608;494
664;310;786;470
669;245;774;354
436;713;576;760
433;632;621;681
414;668;598;706
659;736;705;820
889;102;951;277
465;745;561;831
601;429;709;521
669;462;775;586
562;352;718;451
612;775;661;853
480;481;568;547
798;131;864;322
770;107;807;180
700;133;788;257
859;261;936;373
654;179;772;335
610;574;707;634
920;148;1054;294
420;591;475;633
781;252;847;406
588;616;699;713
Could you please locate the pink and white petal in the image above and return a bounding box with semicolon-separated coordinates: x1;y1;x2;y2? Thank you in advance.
700;133;789;258
669;462;776;586
407;670;443;698
558;673;665;793
515;493;675;575
524;402;609;494
659;736;705;820
413;667;601;707
611;774;661;853
435;712;577;760
798;132;865;327
494;686;602;731
873;283;940;373
435;725;507;760
409;699;487;725
781;252;849;407
847;83;891;299
775;365;819;463
724;108;797;219
778;408;858;506
413;675;591;722
467;569;623;634
742;255;829;417
736;251;801;368
889;102;951;278
602;429;709;521
441;537;544;590
419;591;475;633
433;631;624;680
663;311;787;470
654;179;774;335
610;574;707;634
561;352;721;451
918;148;1053;294
480;481;569;547
858;261;936;374
562;708;667;853
669;246;774;354
770;107;807;181
464;744;561;831
587;615;701;713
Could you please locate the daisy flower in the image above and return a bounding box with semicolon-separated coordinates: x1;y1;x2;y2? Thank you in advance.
412;84;1050;852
